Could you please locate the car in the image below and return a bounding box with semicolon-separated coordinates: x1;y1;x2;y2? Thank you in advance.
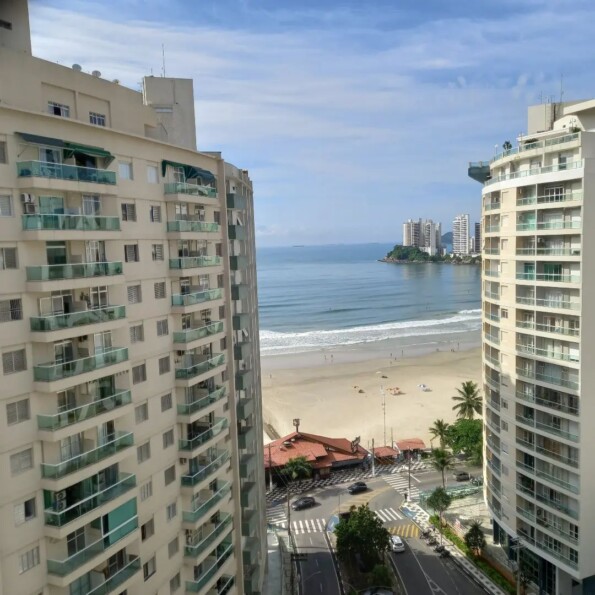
453;471;470;482
347;481;368;494
390;535;405;553
291;496;316;511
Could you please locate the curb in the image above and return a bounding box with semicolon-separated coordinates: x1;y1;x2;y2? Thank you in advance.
323;530;346;595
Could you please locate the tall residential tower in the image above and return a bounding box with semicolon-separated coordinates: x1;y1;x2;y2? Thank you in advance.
0;2;266;594
452;214;470;255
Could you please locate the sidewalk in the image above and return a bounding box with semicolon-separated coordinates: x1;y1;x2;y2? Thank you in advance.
262;529;282;595
401;502;508;595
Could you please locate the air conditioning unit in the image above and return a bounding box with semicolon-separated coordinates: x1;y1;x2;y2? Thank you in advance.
55;499;67;512
23;202;37;214
20;193;34;204
55;490;66;501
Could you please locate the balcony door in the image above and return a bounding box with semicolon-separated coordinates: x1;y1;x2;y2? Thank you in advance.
60;433;83;462
82;194;101;216
93;331;112;355
46;241;67;265
39;196;64;215
86;241;106;264
54;340;74;364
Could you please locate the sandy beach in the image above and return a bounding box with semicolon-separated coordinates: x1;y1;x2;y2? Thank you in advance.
261;345;482;450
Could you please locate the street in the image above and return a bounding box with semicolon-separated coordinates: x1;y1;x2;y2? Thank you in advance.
274;465;489;594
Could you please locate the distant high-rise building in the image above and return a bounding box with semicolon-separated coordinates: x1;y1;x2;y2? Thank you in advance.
403;218;442;255
436;222;443;252
474;221;482;253
453;214;470;255
403;218;422;247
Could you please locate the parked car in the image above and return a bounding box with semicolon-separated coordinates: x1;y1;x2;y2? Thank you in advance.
291;496;316;511
390;535;405;553
453;471;470;482
348;481;368;494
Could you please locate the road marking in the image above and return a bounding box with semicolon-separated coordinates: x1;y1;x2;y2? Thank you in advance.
410;474;421;483
309;537;313;545
298;520;304;534
389;507;403;520
315;559;319;567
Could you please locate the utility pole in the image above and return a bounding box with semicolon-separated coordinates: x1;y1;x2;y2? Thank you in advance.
391;428;393;449
408;451;412;502
372;438;375;477
268;442;273;491
381;386;386;447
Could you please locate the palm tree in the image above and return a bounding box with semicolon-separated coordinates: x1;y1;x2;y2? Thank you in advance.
464;520;486;556
429;419;450;449
431;448;454;489
452;380;482;420
282;456;312;488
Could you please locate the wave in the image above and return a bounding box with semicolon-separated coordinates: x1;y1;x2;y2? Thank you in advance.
260;310;482;354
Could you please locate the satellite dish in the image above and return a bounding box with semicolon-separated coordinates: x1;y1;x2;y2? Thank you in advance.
72;64;82;71
92;70;101;78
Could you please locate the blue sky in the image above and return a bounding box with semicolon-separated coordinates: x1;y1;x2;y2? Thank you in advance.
29;0;595;246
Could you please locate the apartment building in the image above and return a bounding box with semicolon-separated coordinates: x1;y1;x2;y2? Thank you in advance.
402;218;422;247
469;100;595;594
403;218;441;255
452;214;470;255
0;3;266;595
474;221;482;254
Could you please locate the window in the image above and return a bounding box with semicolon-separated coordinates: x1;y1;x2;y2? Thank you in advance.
161;393;172;411
164;464;176;485
140;480;153;501
150;206;161;222
89;112;106;126
0;247;17;269
154;282;166;300
143;556;156;581
170;573;181;593
141;518;154;541
0;141;6;164
156;319;169;336
14;497;36;526
132;363;147;384
501;399;508;409
119;162;133;180
18;546;40;574
152;244;164;261
3;348;26;374
129;323;144;343
163;431;174;450
0;298;22;322
137;441;151;463
7;398;30;425
48;101;70;117
124;244;139;262
501;420;509;431
500;309;508;319
127;285;142;304
168;538;179;559
501;442;508;454
158;355;171;375
0;195;12;216
135;403;148;424
121;203;137;221
166;501;177;521
147;165;159;184
10;448;33;475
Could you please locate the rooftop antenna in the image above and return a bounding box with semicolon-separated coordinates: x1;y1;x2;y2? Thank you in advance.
161;44;166;77
559;73;564;104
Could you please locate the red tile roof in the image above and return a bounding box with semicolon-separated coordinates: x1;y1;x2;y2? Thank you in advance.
396;438;426;451
374;446;399;458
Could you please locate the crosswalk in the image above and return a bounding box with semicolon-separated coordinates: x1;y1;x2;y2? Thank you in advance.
374;507;404;522
383;473;421;501
388;523;419;538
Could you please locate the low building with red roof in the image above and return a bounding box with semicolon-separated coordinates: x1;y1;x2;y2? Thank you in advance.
373;445;399;463
395;437;426;454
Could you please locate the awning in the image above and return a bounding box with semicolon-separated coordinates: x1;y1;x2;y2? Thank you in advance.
63;142;114;165
161;159;216;184
17;132;65;148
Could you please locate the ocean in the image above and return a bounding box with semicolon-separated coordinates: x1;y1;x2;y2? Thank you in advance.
257;243;482;355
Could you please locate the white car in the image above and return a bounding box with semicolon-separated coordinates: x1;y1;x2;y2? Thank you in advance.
390;535;405;553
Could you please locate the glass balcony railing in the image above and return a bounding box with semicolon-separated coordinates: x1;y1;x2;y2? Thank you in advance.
484;249;500;255
87;557;141;595
175;353;226;379
177;386;226;416
516;272;580;284
30;305;126;332
492;133;579;163
517;190;583;206
484;225;500;233
184;514;232;558
486;458;501;475
535;468;579;495
517;220;581;232
516;247;581;257
34;348;128;382
173;322;224;344
535;493;578;520
536;445;578;469
484;270;500;278
484;202;501;211
219;576;235;595
26;261;123;282
181;451;230;487
17;160;117;185
516;344;579;364
44;473;136;527
167;220;220;233
22;214;120;232
169;256;222;269
516;296;580;311
485;291;500;300
164;182;217;197
37;390;132;431
171;288;223;307
516;320;580;337
485;159;583;186
186;543;233;592
485;312;500;322
535;420;579;443
535;371;579;391
41;432;134;479
183;482;231;524
179;419;229;452
47;516;138;576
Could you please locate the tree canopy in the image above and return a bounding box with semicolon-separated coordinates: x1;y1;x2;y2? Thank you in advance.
429;419;450;449
452;380;482;420
464;520;486;556
430;448;454;488
282;456;312;482
426;487;452;545
446;418;483;464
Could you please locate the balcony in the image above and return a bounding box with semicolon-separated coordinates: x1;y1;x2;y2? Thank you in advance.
517;221;581;232
22;214;120;232
516;344;579;364
233;313;250;330
486;458;501;475
175;353;226;380
535;420;578;443
177;386;227;416
26;261;123;282
41;432;134;479
535;370;579;391
485;312;500;322
172;288;223;307
37;390;132;432
516;272;580;284
184;514;233;558
516;320;580;338
227;192;247;210
17;160;116;185
44;473;136;527
516;296;580;311
181;451;230;488
179;418;229;452
484;291;500;300
186;542;233;592
34;348;128;382
228;224;247;240
237;396;255;420
536;444;578;468
230;255;249;270
535;493;578;520
219;576;235;594
485;159;583;186
240;454;257;479
236;370;253;391
484;270;500;278
535;467;579;495
87;556;141;595
164;182;217;198
516;247;581;257
517;190;582;207
484;354;500;369
173;322;224;344
182;482;231;524
492;132;579;163
484;225;500;233
169;256;222;270
166;220;220;233
238;426;256;450
46;516;138;576
231;284;249;301
30;305;126;333
484;202;501;211
484;249;500;255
